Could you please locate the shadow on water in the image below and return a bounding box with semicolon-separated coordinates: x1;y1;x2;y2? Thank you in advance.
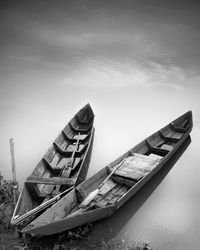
90;136;192;242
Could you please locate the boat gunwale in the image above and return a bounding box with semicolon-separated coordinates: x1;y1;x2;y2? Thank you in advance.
21;111;193;235
11;105;95;226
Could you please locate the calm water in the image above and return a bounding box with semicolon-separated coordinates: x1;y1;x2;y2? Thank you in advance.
87;126;200;250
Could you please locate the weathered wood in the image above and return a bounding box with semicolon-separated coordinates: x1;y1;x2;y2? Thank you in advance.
26;177;75;186
112;175;136;187
159;130;179;143
9;138;18;206
146;139;169;156
21;110;192;236
53;142;71;155
170;123;188;133
11;104;95;227
160;144;173;151
169;131;183;139
69;122;92;133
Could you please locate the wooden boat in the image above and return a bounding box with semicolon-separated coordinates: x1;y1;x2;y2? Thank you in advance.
11;103;95;228
22;111;192;236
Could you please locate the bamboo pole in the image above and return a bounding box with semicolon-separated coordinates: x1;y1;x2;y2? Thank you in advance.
9;138;18;207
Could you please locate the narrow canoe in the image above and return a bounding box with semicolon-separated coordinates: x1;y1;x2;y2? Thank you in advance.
11;103;95;228
22;111;192;236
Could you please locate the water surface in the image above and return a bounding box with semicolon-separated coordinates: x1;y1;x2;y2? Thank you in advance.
88;126;200;250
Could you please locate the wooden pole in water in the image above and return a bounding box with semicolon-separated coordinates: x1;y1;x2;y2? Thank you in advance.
9;138;18;206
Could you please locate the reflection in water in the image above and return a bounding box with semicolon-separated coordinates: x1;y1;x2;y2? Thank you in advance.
90;136;192;246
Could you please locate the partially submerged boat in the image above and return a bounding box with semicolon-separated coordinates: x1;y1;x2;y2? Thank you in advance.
11;104;95;228
22;111;192;236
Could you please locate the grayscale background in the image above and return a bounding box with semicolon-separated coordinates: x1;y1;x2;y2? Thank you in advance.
0;1;200;249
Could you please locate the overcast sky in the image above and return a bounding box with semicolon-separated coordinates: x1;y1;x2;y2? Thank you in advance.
0;0;200;184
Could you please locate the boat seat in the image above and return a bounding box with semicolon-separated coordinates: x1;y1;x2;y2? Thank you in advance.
159;130;179;143
43;154;82;174
146;139;169;156
66;143;85;154
62;130;90;143
26;176;74;200
43;157;63;173
53;142;71;155
170;122;189;133
69;122;92;133
53;141;86;155
109;153;162;182
26;176;75;186
73;133;89;141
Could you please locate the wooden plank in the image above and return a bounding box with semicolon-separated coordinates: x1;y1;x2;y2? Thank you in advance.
112;153;163;181
51;152;61;166
115;169;144;181
172;132;183;139
26;177;75;186
112;175;136;187
69;122;92;133
73;134;88;140
66;143;85;153
98;179;117;196
146;139;169;156
160;144;173;151
159;130;179;143
170;122;188;133
166;130;183;139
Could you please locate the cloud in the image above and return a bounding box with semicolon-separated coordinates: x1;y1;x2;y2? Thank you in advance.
62;58;186;90
1;0;200;92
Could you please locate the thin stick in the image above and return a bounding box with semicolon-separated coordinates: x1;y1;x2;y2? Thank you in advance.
9;138;18;207
68;132;81;168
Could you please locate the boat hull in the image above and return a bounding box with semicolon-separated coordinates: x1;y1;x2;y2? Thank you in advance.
22;111;193;236
11;104;95;228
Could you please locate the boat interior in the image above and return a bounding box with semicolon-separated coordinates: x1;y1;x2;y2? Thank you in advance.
51;111;192;220
14;106;94;219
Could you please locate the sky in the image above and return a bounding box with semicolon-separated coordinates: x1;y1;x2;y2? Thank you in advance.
0;0;200;185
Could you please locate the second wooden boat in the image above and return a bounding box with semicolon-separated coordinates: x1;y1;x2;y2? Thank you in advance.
11;103;95;228
22;111;192;236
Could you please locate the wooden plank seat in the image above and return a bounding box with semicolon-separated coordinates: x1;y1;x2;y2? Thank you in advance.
53;142;87;155
25;175;74;200
110;153;162;182
166;130;183;140
170;122;189;133
43;156;82;175
62;130;90;143
53;142;72;155
26;176;75;186
66;143;87;154
146;139;170;156
159;130;179;143
69;122;92;133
